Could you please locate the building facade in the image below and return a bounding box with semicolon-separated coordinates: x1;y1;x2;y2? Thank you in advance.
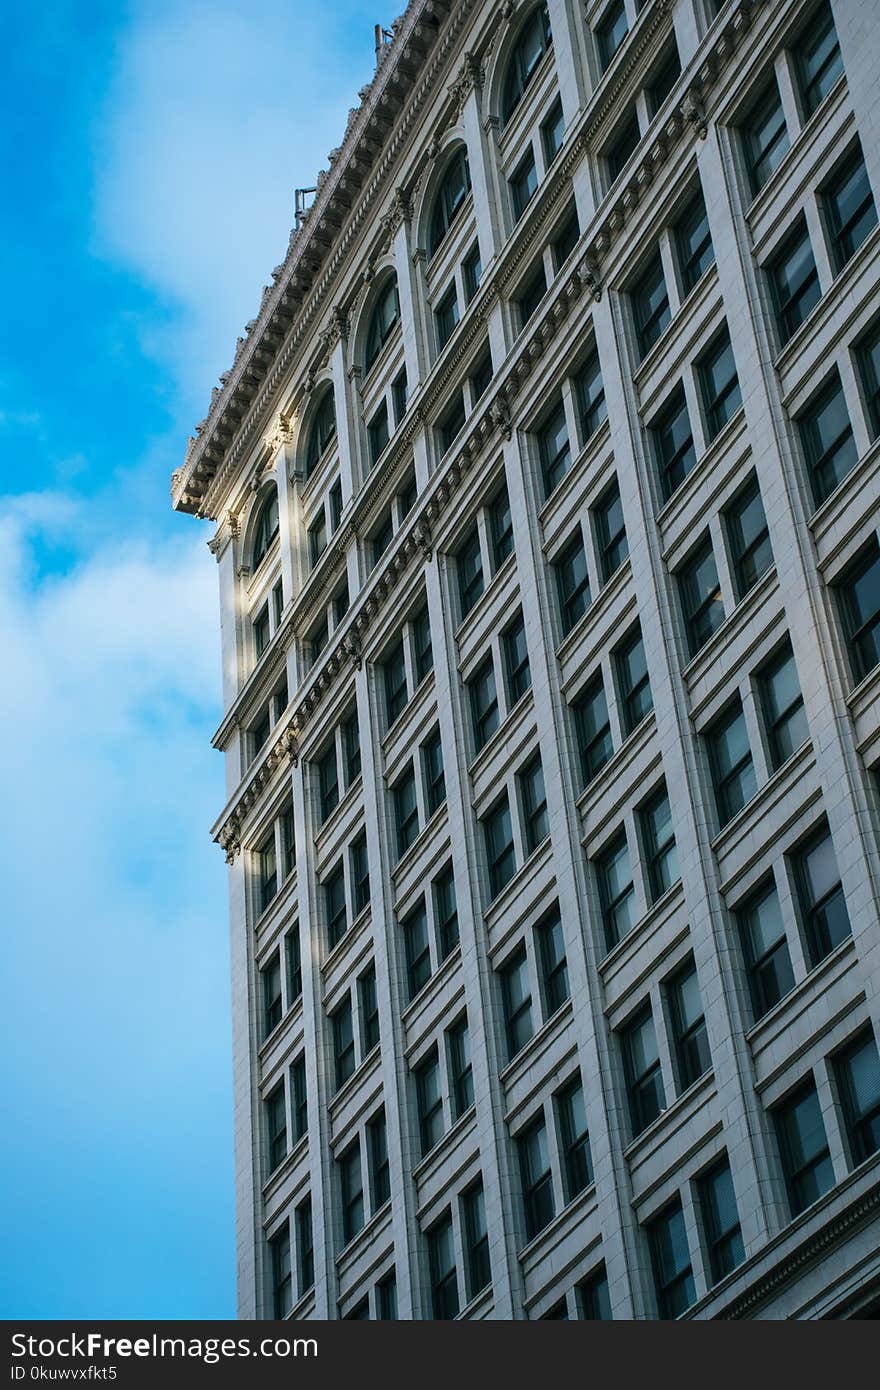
172;0;880;1320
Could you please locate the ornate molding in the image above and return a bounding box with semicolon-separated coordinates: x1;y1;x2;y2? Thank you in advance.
263;412;293;457
681;85;708;139
448;50;484;121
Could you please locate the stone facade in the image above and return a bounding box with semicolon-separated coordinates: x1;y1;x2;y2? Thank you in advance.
173;0;880;1320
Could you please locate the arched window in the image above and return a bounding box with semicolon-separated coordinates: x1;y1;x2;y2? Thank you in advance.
501;4;552;126
365;277;401;372
304;387;337;480
252;488;279;569
428;148;472;258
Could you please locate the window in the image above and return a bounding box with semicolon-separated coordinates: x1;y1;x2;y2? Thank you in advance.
538;398;571;497
578;1266;612;1320
404;896;431;1002
371;512;393;567
286;929;302;1006
573;675;612;788
345;1299;369;1321
510;148;538;221
588;489;625;590
368;400;390;465
836;538;880;683
596;832;636;951
738;879;796;1019
332;577;350;625
304;388;336;478
412;603;434;684
469;655;499;753
708;699;756;827
463;243;482;303
794;823;851;965
272;578;284;628
648;1201;695;1318
577;349;607;442
447;1015;473;1119
470;348;493;402
501;944;533;1059
726;475;772;598
415;1049;444;1157
339;1141;364;1246
557;1077;591;1200
262;953;282;1038
835;1031;880;1166
377;1270;397;1320
632;252;671;361
641;785;679;902
291;1055;308;1143
266;1082;287;1172
490;487;514;572
794;1;843;118
675;188;714;296
652;386;696;501
344;713;361;788
520;755;549;855
669;960;711;1091
253;604;270;660
317;742;339;824
759;642;808;769
324;863;346;950
383;639;407;728
517;262;547;330
798;372;858;507
775;1080;834;1216
554;532;591;636
519;1115;555;1241
699;1158;744;1282
393;766;419;860
429;147;471;257
462;1181;491;1300
422;728;446;817
434;866;459;960
537;906;569;1014
823;148;877;274
501;2;552;124
596;0;628;72
252;489;279;569
329;479;343;532
552;209;579;269
392;370;409;427
485;795;516;899
769;218;821;344
699;328;741;440
365;277;400;372
541;98;565;164
332;998;355;1091
257;831;278;915
647;42;681;117
435;285;460;350
270;1224;292;1318
359;963;380;1055
368;1109;391;1210
458;526;484;618
502;612;531;709
857;321;880;439
623;1006;665;1136
543;1299;569;1320
743;80;789;195
615;626;653;734
428;1214;459;1319
294;1198;314;1298
679;537;725;657
607;109;640;183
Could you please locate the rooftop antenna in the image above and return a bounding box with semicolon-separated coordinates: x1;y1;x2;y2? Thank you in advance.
294;186;317;230
374;23;394;58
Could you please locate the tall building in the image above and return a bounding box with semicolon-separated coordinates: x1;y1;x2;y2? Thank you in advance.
172;0;880;1320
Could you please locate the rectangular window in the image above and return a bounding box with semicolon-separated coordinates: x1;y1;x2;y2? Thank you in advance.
857;321;880;439
669;959;711;1091
541;97;565;166
308;513;327;569
272;579;284;628
324;862;347;951
358;963;380;1056
377;1270;397;1320
557;1077;592;1201
774;1080;834;1217
768;218;820;344
623;1005;665;1136
393;765;419;860
596;831;636;952
435;285;460;351
469;655;500;753
368;400;390;466
428;1215;459;1320
463;243;482;303
652;385;696;502
577;349;608;442
794;823;851;965
578;1266;612;1320
458;526;484;618
615;625;653;734
415;1048;444;1157
648;1200;695;1317
632;251;671;361
501;943;534;1059
827;152;880;275
254;605;270;659
743;79;789;195
368;1109;391;1211
296;1198;314;1297
392;369;408;426
280;804;295;882
412;603;434;684
329;480;344;532
270;1225;292;1319
285;929;302;1005
510;148;538;220
484;794;516;900
679;537;725;657
835;538;880;683
726;475;772;598
434;865;459;960
533;909;567;1018
519;754;549;855
573;674;613;788
517;262;547;331
759;642;808;769
462;1180;491;1300
519;1115;555;1241
350;832;370;917
708;699;756;827
257;831;278;916
699;327;741;440
266;1082;287;1173
447;1014;474;1119
489;486;514;571
798;371;858;507
699;1158;745;1283
597;0;628;73
552;208;580;270
647;41;681;117
403;900;431;1002
738;878;796;1019
794;1;843;118
834;1031;880;1167
593;479;627;582
440;392;467;455
383;638;408;728
263;953;282;1038
554;531;591;636
332;997;355;1091
318;742;339;824
422;727;446;816
291;1054;308;1143
371;513;393;570
641;784;679;903
538;398;571;498
503;611;532;706
471;349;493;403
342;712;361;790
339;1140;364;1246
675;188;714;295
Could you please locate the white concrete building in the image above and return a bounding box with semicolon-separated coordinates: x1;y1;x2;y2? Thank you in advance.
172;0;880;1320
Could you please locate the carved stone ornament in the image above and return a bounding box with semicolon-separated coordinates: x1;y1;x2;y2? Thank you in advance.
491;396;513;441
413;515;433;560
579;255;602;300
263;412;293;456
343;630;362;669
448;51;483;120
681;87;708;140
325;305;349;352
500;0;517;17
219;829;241;865
284;727;300;767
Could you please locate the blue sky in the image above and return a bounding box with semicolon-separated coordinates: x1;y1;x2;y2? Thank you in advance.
0;0;378;1319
